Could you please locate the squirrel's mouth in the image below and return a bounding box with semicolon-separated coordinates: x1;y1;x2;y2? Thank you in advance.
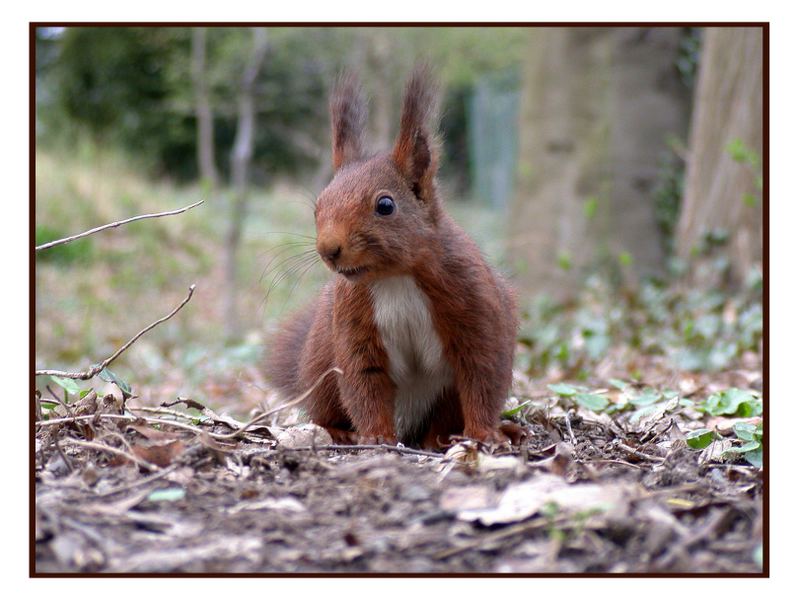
336;265;369;280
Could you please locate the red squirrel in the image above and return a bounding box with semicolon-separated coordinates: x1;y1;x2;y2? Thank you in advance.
267;67;519;448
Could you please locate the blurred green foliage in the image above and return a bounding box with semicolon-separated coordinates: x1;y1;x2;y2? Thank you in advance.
36;26;527;189
517;259;762;379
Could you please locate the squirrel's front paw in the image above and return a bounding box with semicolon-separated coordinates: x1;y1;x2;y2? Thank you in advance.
465;426;518;448
499;421;528;446
356;432;398;446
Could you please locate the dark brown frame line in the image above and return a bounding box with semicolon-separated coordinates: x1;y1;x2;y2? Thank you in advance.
29;21;769;578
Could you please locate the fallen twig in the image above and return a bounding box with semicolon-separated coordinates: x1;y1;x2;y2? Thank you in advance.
578;458;646;470
94;461;185;498
435;514;574;560
654;508;731;569
35;199;205;251
615;441;666;464
36;284;196;380
213;367;343;440
128;405;208;422
53;437;74;473
36;413;234;442
61;437;161;473
34;391;43;422
562;410;578;445
286;444;445;460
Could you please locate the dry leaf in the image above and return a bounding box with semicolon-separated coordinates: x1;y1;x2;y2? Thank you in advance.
276;424;333;448
456;473;636;526
439;485;494;513
131;439;185;467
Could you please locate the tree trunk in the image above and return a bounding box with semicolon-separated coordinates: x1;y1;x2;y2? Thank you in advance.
509;28;689;302
223;27;269;341
675;27;763;287
191;27;217;188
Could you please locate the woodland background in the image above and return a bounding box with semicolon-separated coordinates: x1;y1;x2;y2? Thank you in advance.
35;26;763;412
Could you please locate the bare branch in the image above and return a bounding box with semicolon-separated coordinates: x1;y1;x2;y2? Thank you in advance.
36;284;196;380
35;199;205;252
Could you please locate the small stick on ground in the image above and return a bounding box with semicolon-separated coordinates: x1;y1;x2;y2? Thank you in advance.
94;461;188;498
286;444;445;460
61;437;162;473
616;441;666;464
563;410;578;445
53;437;73;473
654;508;731;569
37;413;234;442
435;515;574;560
213;367;343;440
45;385;76;419
35;199;204;251
36;284;196;380
128;405;208;421
578;458;646;470
34;391;43;422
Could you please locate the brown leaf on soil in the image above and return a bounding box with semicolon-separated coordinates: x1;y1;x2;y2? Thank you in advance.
128;423;181;442
706;416;761;435
131;439;185;468
163;397;273;437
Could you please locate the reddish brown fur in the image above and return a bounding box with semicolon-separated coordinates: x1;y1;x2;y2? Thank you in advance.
266;67;518;448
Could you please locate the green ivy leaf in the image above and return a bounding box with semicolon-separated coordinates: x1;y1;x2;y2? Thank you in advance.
575;393;609;412
726;440;761;454
98;367;132;397
733;422;759;442
608;379;628;390
701;389;762;417
686;428;716;449
50;376;81;397
631;390;661;407
502;400;531;419
744;447;763;468
548;383;578;397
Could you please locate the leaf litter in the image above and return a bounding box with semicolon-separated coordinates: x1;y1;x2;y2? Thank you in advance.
35;368;763;574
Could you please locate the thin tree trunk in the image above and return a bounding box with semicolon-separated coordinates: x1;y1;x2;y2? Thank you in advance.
676;27;763;287
223;27;269;341
191;28;217;187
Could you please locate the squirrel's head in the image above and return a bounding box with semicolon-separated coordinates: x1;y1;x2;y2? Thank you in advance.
314;67;442;283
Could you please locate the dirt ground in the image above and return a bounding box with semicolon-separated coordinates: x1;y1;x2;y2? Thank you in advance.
34;371;764;575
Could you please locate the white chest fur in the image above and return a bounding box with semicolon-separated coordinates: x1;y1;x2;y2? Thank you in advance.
369;276;453;439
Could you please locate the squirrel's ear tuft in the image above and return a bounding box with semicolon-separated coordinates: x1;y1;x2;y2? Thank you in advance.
392;65;440;201
330;73;368;171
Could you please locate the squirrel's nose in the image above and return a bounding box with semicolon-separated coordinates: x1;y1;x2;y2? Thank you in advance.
318;242;342;263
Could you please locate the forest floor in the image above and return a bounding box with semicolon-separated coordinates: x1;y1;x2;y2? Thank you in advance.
34;363;764;575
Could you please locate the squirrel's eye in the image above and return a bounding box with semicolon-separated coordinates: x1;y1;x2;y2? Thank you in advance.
375;196;395;216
